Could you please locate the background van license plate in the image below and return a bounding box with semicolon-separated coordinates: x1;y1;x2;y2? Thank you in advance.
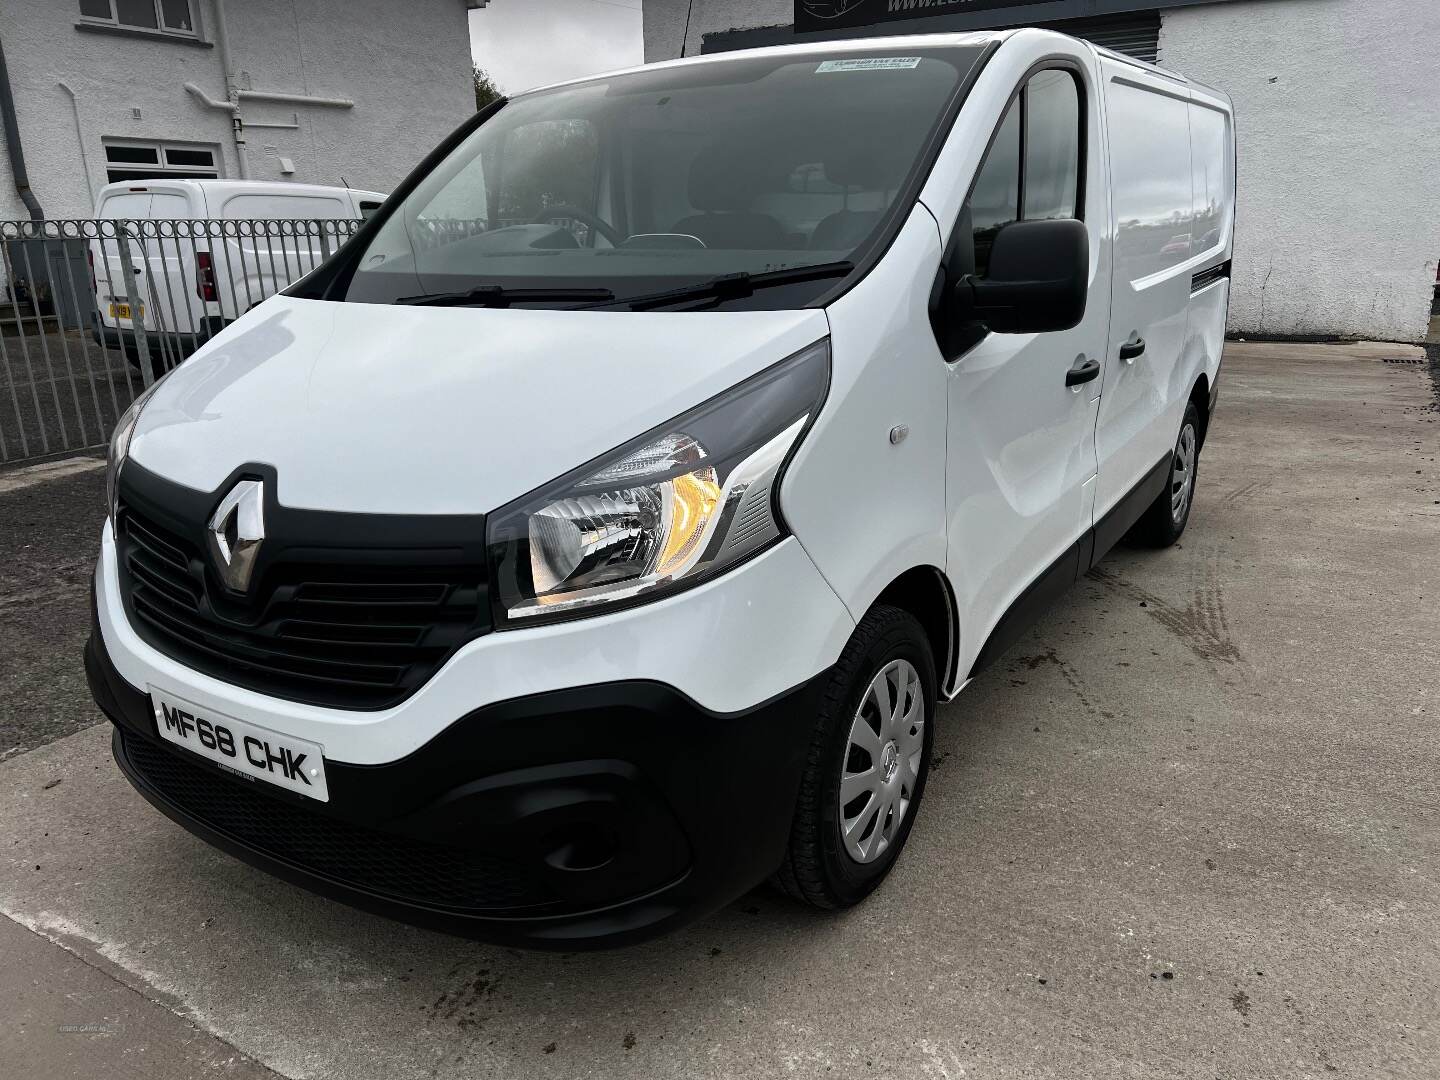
149;690;329;802
109;302;142;321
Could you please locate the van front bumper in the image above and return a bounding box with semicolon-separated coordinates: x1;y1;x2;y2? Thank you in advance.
87;614;827;947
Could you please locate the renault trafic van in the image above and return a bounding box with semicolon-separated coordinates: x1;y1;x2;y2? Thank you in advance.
90;179;386;373
86;29;1235;947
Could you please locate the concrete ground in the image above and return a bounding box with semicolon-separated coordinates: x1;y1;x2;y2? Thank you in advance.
0;453;107;760
0;914;275;1079
1;340;1437;1079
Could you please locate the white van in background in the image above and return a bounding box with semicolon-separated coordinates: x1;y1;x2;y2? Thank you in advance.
89;30;1235;947
89;180;385;374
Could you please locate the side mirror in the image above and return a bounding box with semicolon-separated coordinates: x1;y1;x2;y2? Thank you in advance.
953;218;1089;334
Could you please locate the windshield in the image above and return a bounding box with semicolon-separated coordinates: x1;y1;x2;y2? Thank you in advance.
335;46;984;309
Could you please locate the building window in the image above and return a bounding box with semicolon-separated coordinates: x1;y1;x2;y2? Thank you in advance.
79;0;196;36
103;140;219;183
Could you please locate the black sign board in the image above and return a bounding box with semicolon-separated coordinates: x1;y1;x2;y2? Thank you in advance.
795;0;1040;34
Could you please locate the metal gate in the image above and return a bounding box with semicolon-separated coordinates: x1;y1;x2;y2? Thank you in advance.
0;216;360;466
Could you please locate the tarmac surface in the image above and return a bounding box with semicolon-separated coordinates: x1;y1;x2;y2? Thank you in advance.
0;325;141;466
1;340;1437;1079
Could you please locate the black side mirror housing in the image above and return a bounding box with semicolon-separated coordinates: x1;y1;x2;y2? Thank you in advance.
952;218;1089;334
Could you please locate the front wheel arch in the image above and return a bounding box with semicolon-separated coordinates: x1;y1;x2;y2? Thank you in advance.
873;565;957;696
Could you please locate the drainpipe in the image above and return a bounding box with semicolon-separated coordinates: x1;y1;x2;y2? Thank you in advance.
237;89;354;109
184;82;236;113
211;0;237;103
56;81;95;209
184;82;248;180
0;35;43;219
208;0;248;178
202;0;354;180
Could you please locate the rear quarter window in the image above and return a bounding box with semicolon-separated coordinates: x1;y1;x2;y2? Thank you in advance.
149;193;191;219
1108;80;1194;282
220;194;350;220
1189;103;1231;257
97;192;153;218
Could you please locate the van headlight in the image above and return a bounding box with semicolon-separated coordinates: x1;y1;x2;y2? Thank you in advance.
487;339;830;626
106;376;168;523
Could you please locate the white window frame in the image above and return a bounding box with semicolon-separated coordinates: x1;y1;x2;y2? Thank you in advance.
103;140;221;182
79;0;201;39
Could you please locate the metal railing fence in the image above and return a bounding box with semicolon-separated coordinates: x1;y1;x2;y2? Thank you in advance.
0;216;361;466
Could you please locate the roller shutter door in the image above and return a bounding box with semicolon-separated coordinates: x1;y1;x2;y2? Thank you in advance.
1035;12;1163;64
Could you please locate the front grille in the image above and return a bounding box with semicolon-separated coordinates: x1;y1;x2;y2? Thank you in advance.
122;732;557;914
115;474;491;710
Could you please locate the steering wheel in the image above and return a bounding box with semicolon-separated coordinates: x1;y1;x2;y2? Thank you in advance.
531;206;624;248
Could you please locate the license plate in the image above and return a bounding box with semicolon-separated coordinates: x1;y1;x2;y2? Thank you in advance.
109;301;142;321
149;689;329;802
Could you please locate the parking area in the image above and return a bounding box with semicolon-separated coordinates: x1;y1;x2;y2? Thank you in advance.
1;340;1437;1079
0;326;142;465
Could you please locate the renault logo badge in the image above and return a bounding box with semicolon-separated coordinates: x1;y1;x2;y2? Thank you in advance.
207;479;265;593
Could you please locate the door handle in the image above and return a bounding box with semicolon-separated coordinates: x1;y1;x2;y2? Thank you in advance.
1065;357;1102;387
1119;338;1146;362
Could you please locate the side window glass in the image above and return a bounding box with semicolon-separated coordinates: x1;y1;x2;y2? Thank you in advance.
1023;70;1081;220
960;69;1082;281
966;99;1019;277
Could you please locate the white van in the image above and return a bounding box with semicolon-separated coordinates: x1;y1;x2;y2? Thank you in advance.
86;30;1234;947
89;179;385;373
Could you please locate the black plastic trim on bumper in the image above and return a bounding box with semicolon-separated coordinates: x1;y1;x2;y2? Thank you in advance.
86;612;826;948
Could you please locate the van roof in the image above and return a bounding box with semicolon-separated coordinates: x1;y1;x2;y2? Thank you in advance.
95;178;387;201
517;30;1007;97
519;27;1229;108
1089;42;1230;103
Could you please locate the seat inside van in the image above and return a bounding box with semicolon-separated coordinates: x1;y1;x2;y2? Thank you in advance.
808;150;900;250
669;141;906;252
670;144;787;250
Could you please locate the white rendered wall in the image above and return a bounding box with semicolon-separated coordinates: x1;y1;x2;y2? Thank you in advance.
644;0;1440;342
1160;0;1440;342
643;0;789;62
0;0;475;220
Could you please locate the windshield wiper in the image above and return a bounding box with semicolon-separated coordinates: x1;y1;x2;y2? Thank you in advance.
591;261;855;311
394;262;854;310
395;284;615;307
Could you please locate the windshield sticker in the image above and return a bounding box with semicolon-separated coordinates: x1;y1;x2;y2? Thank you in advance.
815;57;922;73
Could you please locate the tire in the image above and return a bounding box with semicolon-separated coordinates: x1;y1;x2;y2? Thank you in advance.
1129;399;1202;548
773;604;936;910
